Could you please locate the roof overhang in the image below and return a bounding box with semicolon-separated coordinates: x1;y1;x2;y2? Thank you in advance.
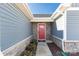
30;17;53;22
15;3;33;20
15;3;72;22
51;3;72;21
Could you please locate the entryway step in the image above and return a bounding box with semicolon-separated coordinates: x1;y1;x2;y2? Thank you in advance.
36;42;52;56
46;40;53;43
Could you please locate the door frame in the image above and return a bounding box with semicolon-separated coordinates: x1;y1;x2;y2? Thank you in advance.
37;23;46;41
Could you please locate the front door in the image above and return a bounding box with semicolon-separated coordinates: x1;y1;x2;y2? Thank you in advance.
37;23;46;41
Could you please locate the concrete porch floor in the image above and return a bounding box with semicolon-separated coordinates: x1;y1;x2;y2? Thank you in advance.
36;42;52;56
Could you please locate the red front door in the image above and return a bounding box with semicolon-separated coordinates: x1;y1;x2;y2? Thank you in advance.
37;23;46;41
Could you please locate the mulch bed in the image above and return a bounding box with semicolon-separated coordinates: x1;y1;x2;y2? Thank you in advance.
20;39;37;56
47;43;79;56
47;43;63;56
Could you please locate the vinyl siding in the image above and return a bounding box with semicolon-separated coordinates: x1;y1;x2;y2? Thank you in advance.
0;3;32;51
67;10;79;40
52;15;64;39
71;3;79;7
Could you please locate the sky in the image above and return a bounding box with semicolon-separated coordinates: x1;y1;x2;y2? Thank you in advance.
28;3;60;14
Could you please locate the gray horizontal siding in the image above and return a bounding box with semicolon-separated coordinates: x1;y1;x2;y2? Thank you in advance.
0;3;32;51
71;3;79;7
33;14;52;17
52;22;63;39
67;10;79;40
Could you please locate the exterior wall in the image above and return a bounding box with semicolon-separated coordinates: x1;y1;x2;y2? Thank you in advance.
33;14;51;17
2;36;32;56
0;3;32;51
71;3;79;7
32;23;37;39
63;8;79;52
66;10;79;40
32;22;51;40
64;41;79;52
46;23;51;40
52;15;64;39
51;13;65;49
51;35;62;49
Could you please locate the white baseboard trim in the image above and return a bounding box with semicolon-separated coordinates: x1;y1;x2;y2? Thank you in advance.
52;35;63;41
2;35;33;56
64;40;79;42
51;35;64;50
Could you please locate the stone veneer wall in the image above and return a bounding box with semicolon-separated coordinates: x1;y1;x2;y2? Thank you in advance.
32;23;37;40
32;22;51;40
64;41;79;52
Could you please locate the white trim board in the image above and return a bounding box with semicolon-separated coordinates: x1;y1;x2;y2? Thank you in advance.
64;40;79;42
63;10;67;41
0;50;3;56
52;35;63;41
2;35;32;56
67;7;79;10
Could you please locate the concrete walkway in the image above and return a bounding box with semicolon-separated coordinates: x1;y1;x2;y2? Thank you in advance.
36;42;52;56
